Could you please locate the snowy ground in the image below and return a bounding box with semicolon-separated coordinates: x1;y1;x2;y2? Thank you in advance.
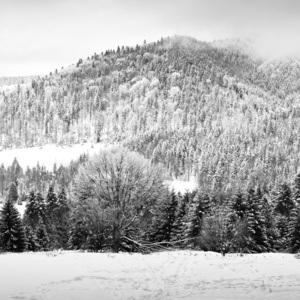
0;251;300;300
167;177;197;194
0;142;110;170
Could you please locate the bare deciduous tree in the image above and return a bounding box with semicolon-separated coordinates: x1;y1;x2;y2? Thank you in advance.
72;147;168;251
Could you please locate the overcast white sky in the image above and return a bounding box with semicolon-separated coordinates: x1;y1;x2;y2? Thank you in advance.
0;0;300;76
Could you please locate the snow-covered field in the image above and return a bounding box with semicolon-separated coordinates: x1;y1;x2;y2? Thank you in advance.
0;143;110;170
0;250;299;300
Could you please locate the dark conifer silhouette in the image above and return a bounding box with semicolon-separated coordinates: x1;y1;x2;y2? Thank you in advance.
0;200;25;252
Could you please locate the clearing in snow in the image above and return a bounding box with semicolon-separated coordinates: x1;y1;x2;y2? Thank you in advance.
0;142;110;170
0;250;299;300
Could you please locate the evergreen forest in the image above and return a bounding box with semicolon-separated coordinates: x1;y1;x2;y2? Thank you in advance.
1;36;300;254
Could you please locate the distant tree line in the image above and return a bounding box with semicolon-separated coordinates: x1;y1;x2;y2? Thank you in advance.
1;148;300;254
0;154;89;202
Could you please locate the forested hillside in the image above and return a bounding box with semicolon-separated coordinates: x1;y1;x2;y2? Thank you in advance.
1;35;300;193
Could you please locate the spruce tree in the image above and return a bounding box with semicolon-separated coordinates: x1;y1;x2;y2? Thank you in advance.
0;200;25;252
24;226;40;251
56;187;69;217
171;192;190;242
231;190;247;219
149;190;178;243
7;182;18;203
49;187;69;249
261;197;278;251
292;173;300;206
24;191;47;229
24;191;38;227
275;215;290;250
245;188;270;253
36;223;50;251
68;205;90;250
290;208;300;253
275;183;294;217
46;185;58;215
184;192;210;247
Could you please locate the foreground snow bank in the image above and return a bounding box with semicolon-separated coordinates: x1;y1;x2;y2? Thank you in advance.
0;250;299;300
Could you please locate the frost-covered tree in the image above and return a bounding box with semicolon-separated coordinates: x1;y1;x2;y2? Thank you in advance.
24;191;47;229
72;147;167;251
46;185;57;214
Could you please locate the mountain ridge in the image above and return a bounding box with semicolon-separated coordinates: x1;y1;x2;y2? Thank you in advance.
1;35;300;192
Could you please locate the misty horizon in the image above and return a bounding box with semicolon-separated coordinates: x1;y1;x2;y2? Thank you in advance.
1;0;300;77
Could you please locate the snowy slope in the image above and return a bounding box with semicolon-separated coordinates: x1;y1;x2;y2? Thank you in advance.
0;142;111;170
0;251;300;300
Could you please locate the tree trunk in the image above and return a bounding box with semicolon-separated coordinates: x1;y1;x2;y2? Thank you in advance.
112;226;121;252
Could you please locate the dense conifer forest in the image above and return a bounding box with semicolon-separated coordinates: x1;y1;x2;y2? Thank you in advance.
1;149;300;254
1;36;300;254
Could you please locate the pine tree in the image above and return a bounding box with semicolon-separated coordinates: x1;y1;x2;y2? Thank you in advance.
24;191;38;227
275;215;290;250
275;183;294;217
24;191;47;229
24;226;40;251
46;185;57;215
292;173;300;206
184;192;210;247
0;200;25;252
36;223;50;251
290;208;300;253
171;192;190;242
199;193;211;218
48;187;69;249
149;190;178;243
7;181;18;203
68;205;90;250
231;190;247;219
245;188;270;253
261;197;278;251
56;187;69;217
